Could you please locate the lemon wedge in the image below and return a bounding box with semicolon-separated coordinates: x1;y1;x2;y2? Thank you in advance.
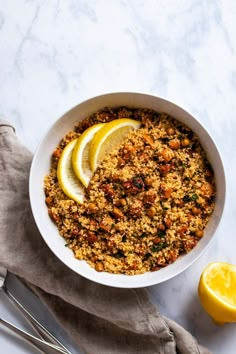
72;123;105;187
89;118;141;172
57;139;84;204
198;262;236;324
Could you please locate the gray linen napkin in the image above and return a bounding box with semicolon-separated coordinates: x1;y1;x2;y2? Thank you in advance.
0;121;211;354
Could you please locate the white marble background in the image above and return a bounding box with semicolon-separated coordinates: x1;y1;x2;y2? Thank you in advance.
0;0;236;353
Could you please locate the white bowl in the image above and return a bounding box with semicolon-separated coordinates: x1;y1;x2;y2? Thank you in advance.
29;92;226;288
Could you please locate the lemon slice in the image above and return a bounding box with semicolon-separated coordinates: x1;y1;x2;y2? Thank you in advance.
72;123;105;187
57;139;84;204
198;262;236;324
89;118;141;172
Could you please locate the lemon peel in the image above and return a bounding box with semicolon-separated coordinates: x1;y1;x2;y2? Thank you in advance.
89;118;141;172
57;139;84;204
72;123;104;187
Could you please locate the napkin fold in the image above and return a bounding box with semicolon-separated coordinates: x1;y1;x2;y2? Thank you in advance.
0;121;211;354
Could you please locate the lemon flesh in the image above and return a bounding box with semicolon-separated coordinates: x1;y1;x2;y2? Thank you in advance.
89;118;141;172
72;123;105;187
198;262;236;324
57;139;84;204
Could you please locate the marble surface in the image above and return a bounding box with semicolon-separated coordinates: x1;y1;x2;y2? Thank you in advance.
0;0;236;353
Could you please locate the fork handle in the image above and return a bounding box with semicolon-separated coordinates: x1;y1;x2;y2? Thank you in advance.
0;317;68;354
3;287;71;354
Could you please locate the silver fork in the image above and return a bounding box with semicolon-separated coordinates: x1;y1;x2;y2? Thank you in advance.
0;316;69;353
0;267;72;354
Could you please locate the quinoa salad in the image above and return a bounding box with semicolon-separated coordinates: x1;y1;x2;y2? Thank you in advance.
44;107;215;275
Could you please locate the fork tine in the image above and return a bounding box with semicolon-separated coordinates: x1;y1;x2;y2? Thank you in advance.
0;266;7;288
0;269;72;354
0;316;69;353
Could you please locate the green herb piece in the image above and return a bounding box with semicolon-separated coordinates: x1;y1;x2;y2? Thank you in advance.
183;195;191;203
114;250;124;258
151;243;168;252
144;253;151;259
122;235;127;242
64;243;69;247
151;246;158;252
158;230;166;238
191;194;198;201
158;242;168;250
140;233;147;238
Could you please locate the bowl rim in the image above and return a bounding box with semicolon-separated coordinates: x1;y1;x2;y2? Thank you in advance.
29;91;226;288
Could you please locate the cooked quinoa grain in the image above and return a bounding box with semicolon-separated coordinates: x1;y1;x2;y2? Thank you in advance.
44;107;215;275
